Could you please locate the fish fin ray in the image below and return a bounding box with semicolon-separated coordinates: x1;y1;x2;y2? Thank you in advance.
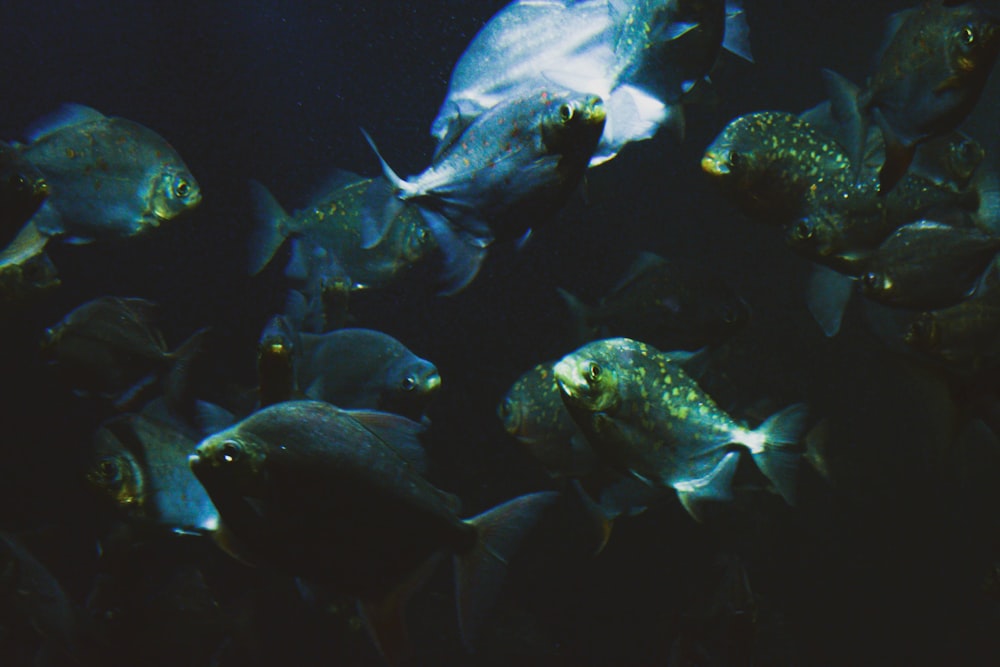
456;491;559;649
805;263;855;337
25;104;106;143
247;180;291;275
749;403;808;505
723;1;754;62
345;409;428;474
674;451;741;522
418;208;487;295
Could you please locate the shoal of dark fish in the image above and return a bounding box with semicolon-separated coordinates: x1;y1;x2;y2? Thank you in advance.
6;1;1000;666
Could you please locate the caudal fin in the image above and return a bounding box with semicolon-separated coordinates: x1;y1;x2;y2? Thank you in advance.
747;403;808;505
454;491;558;650
248;180;291;275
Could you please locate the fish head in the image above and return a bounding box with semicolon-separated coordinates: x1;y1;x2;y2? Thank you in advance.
946;9;1000;77
86;452;144;511
401;217;434;263
553;342;623;414
189;429;270;498
384;357;442;418
945;135;986;182
858;271;892;300
540;92;607;158
149;166;201;223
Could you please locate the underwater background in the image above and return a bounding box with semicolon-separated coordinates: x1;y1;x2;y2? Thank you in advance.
1;1;999;665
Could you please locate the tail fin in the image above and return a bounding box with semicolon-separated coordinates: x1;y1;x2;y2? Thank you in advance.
247;180;291;275
556;287;596;344
454;491;558;649
746;403;808;505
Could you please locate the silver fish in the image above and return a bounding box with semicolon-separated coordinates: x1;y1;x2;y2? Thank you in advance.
20;104;200;243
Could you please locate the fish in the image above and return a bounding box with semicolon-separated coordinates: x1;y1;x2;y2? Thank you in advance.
553;337;807;520
824;2;1000;193
88;412;220;536
701;111;854;224
248;173;437;293
856;219;1000;309
557;251;750;351
188;400;557;664
0;140;48;249
364;89;606;294
902;259;1000;367
256;314;302;409
499;361;597;479
18;104;201;243
296;328;441;422
0;250;59;305
431;0;751;165
39;296;208;409
281;236;354;334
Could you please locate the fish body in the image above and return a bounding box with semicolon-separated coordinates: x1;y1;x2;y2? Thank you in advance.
19;104;200;243
297;328;440;422
248;174;435;292
858;219;1000;309
189;400;556;661
826;2;1000;192
40;296;205;408
499;361;596;478
0;251;59;304
88;413;219;535
431;0;616;152
433;0;751;165
0;140;48;248
367;90;605;293
701;111;854;224
256;315;301;408
558;251;750;350
553;338;806;519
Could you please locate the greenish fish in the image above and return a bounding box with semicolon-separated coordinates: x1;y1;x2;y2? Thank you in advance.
498;361;596;479
0;140;48;249
88;412;219;536
248;173;436;292
701;111;854;224
824;2;1000;193
19;104;201;243
557;251;750;351
297;328;441;422
857;219;1000;309
188;400;556;664
553;337;807;520
40;296;207;409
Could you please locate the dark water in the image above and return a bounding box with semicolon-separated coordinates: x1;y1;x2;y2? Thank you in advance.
1;1;999;665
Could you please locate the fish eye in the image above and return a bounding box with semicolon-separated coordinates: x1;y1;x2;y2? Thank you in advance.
96;458;121;483
792;220;814;242
861;272;881;291
586;362;602;382
961;25;976;47
401;376;417;391
498;397;512;419
9;174;26;191
728;151;742;169
219;440;242;464
173;178;192;198
558;103;575;123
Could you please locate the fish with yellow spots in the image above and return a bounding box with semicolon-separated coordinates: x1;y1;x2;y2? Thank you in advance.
701;110;854;224
553;337;807;520
248;172;436;292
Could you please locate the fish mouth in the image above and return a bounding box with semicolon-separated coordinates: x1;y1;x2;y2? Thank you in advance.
423;372;442;392
587;98;608;124
701;152;729;176
553;358;590;401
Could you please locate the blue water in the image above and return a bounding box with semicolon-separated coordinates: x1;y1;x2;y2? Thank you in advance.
1;1;999;665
